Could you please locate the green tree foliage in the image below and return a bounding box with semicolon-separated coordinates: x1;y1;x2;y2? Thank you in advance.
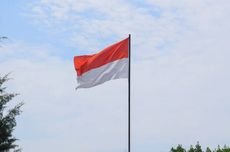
171;145;186;152
170;143;230;152
214;145;230;152
188;146;195;152
206;147;212;152
0;74;23;152
222;145;230;152
194;142;202;152
216;145;222;152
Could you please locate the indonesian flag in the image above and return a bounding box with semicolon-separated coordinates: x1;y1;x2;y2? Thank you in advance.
74;38;129;89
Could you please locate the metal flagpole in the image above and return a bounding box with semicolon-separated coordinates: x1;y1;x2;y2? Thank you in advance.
128;34;131;152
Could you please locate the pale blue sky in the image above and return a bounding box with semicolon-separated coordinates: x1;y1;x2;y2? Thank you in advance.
1;0;230;152
1;1;47;43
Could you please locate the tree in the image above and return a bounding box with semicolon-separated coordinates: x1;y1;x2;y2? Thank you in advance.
206;147;212;152
188;145;195;152
215;145;222;152
194;142;203;152
0;74;23;152
170;145;186;152
222;145;230;152
170;143;230;152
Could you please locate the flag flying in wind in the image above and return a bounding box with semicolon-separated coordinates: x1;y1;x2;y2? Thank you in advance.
74;37;129;89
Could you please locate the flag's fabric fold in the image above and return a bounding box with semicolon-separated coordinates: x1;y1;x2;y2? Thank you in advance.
74;38;129;89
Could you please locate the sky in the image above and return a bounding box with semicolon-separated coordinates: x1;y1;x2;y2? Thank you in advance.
1;0;230;152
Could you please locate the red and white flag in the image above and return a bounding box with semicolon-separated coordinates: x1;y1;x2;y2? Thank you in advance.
74;38;129;89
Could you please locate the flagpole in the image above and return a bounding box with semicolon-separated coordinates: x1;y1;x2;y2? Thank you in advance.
128;34;131;152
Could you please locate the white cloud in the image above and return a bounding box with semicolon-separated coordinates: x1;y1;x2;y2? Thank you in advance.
27;0;188;57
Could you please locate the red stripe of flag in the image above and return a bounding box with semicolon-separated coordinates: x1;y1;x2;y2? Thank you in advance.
74;38;128;76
